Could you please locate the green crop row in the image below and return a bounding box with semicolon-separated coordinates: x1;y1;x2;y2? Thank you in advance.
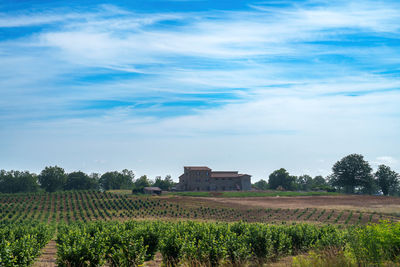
56;220;400;266
0;191;391;225
0;221;55;266
56;220;346;266
347;220;400;264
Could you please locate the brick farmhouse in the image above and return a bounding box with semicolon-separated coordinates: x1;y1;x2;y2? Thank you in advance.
177;166;251;191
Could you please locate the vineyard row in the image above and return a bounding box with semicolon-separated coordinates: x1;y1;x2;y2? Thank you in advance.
0;191;396;225
56;220;400;266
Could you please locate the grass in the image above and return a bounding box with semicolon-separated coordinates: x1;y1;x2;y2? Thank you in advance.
167;191;341;198
106;189;132;195
167;192;212;197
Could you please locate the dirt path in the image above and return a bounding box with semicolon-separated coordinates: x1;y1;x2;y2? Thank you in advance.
33;240;57;267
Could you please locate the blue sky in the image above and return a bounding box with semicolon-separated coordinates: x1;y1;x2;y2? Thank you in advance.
1;0;399;181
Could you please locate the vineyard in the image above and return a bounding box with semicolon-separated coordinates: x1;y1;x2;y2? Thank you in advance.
1;191;400;266
0;221;54;266
51;220;400;266
0;191;398;225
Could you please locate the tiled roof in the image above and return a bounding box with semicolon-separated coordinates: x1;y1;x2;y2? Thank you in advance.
184;166;211;170
181;167;251;178
211;171;240;178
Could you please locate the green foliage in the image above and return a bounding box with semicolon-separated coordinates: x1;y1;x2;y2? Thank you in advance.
331;154;374;194
153;175;175;191
64;171;99;191
312;175;327;189
38;166;67;192
224;230;252;265
100;169;134;190
347;221;400;265
0;221;54;266
57;222;147;267
0;170;39;193
296;175;314;191
56;223;108;267
54;220;363;266
159;225;184;266
268;168;296;190
253;179;269;190
132;175;152;193
2;217;399;267
292;248;355;267
375;165;399;196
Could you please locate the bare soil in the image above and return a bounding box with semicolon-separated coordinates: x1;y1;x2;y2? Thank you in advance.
33;240;57;267
189;195;400;215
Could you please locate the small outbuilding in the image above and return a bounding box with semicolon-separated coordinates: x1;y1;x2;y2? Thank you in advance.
143;187;162;195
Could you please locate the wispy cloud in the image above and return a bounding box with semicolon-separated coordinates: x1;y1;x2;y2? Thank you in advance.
373;156;399;166
1;0;399;178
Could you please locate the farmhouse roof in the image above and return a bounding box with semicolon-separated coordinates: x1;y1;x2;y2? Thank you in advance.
211;171;250;178
211;171;238;178
184;166;211;170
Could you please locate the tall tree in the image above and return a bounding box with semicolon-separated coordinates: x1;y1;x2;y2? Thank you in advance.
99;170;134;190
268;168;296;190
132;175;152;193
253;179;269;190
375;165;399;196
38;166;67;192
313;176;326;188
0;170;39;193
331;154;373;194
297;175;313;191
153;175;175;191
64;171;99;190
134;175;152;188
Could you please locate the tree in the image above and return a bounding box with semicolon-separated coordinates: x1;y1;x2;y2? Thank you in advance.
331;154;373;194
375;165;399;196
38;166;67;192
313;176;326;188
268;168;296;190
64;171;99;190
99;170;134;190
253;179;269;190
153;175;175;191
132;175;152;193
296;175;313;191
0;170;39;193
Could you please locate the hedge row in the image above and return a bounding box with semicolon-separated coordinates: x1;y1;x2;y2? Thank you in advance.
56;220;345;266
0;221;55;266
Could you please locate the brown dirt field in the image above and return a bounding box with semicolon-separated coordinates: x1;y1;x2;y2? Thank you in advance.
189;195;400;215
144;252;163;266
161;194;400;224
33;240;57;267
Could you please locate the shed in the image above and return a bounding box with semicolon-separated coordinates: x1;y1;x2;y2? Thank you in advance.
143;187;162;195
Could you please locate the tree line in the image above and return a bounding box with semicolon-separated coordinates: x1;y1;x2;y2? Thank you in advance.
253;154;400;196
1;153;399;196
0;167;175;194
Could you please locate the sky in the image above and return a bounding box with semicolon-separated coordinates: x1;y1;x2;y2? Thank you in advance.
0;0;399;182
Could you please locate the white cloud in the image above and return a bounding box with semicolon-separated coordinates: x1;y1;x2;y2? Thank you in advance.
374;156;398;165
1;1;400;178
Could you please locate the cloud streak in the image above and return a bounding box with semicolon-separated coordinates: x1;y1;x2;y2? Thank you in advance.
0;0;399;178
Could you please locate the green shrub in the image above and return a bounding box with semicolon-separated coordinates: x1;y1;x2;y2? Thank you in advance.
347;221;400;265
0;221;54;267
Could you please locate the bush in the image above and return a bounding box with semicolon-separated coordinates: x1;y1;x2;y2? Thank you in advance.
54;220;400;267
347;221;400;264
0;221;54;267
